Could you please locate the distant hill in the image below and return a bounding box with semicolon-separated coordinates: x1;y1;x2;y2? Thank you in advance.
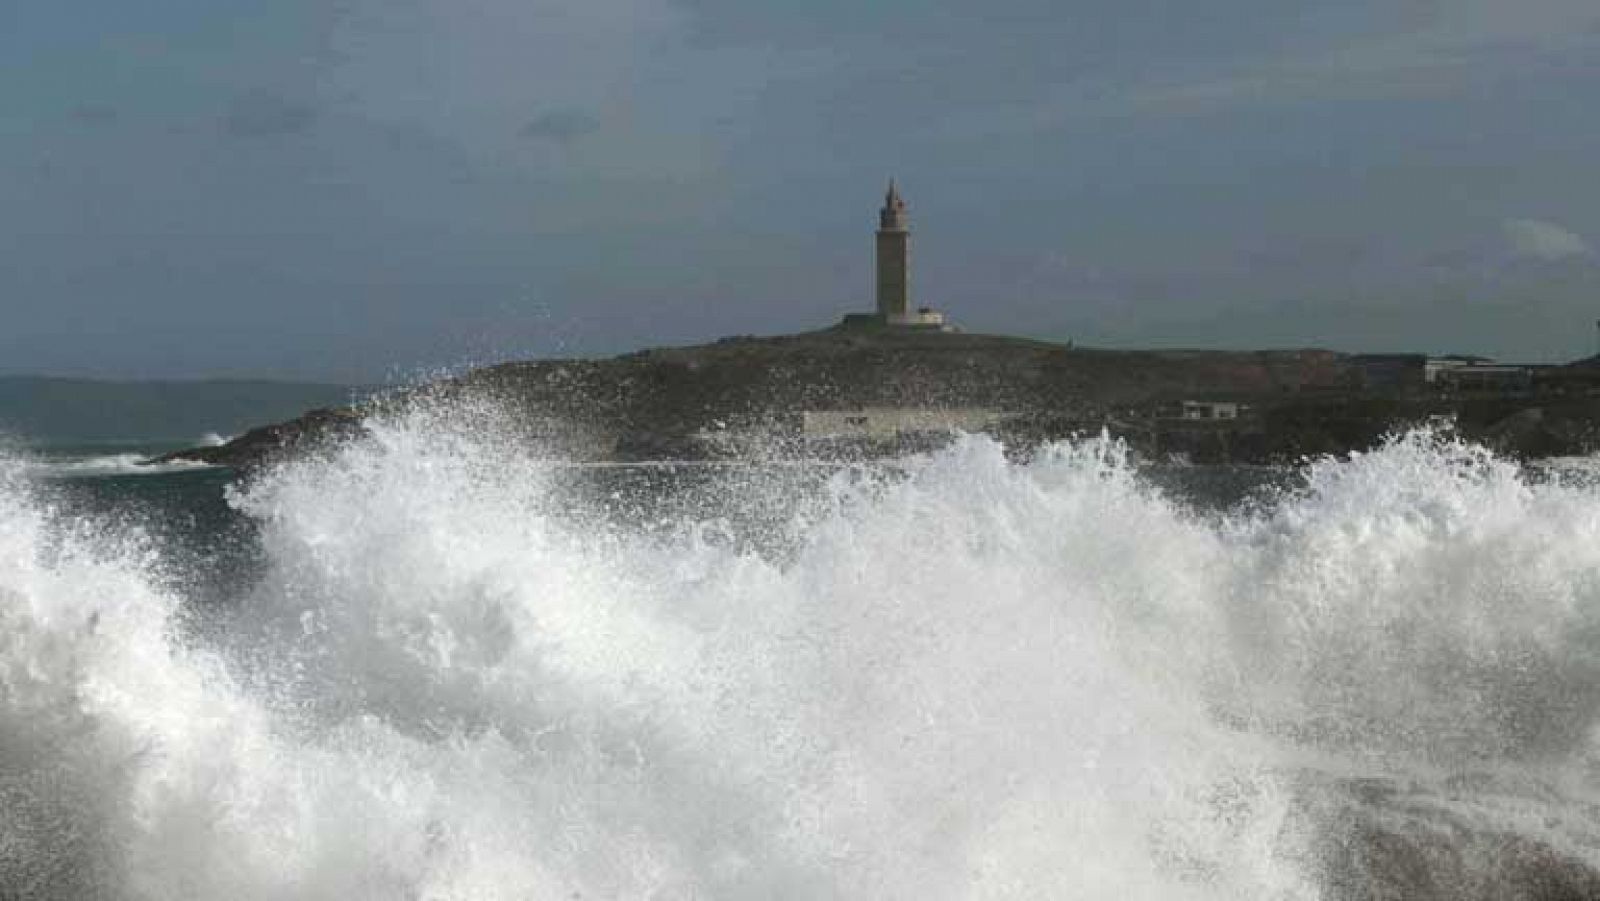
0;376;367;445
169;328;1366;468
165;327;1600;469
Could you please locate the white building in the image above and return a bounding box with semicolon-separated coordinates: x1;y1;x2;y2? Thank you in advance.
1425;357;1531;390
802;407;1000;439
1178;401;1245;421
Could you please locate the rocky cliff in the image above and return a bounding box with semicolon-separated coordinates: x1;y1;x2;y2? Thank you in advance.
157;327;1600;469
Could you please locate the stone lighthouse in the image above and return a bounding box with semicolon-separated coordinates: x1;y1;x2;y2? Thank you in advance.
876;180;911;319
856;180;947;329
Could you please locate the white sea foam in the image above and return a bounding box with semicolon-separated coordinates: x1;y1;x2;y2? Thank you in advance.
3;415;1600;898
21;453;217;479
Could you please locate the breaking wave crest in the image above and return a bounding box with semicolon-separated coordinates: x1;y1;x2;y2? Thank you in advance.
4;413;1600;898
22;453;217;479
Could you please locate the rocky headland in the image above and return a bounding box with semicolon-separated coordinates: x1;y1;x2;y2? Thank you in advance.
157;326;1600;470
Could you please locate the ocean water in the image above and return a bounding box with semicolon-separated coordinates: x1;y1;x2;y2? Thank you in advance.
4;413;1600;899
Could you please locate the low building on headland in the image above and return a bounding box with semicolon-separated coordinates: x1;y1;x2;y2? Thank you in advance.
801;407;1000;440
1177;400;1247;421
1426;357;1533;391
1151;400;1253;422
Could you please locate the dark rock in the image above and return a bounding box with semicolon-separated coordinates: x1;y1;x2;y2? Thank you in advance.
1308;777;1600;901
148;406;366;471
152;330;1600;469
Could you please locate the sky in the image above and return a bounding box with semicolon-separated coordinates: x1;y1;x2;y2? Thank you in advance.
3;0;1599;381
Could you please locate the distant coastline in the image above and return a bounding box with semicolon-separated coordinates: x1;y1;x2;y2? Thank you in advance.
0;376;367;446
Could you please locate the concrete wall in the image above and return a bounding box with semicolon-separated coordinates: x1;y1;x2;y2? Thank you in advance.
802;407;999;439
1180;401;1243;421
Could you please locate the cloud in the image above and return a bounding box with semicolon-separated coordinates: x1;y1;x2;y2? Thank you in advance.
520;109;600;143
1503;218;1592;262
70;103;119;124
320;0;737;180
223;90;318;138
932;0;1600;138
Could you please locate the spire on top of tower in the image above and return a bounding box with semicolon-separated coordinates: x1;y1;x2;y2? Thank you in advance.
879;178;908;230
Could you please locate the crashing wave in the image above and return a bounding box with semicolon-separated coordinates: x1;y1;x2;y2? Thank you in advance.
2;415;1599;898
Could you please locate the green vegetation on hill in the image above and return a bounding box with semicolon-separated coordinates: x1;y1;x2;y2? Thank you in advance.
0;376;364;445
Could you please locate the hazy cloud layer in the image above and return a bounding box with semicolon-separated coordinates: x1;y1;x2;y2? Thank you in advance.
69;103;119;124
224;91;319;138
520;110;601;143
1504;219;1592;262
2;0;1599;379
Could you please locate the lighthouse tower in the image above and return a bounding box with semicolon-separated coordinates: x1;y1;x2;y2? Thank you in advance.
837;180;949;330
876;180;911;320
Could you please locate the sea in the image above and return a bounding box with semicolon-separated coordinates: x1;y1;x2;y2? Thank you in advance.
5;410;1600;899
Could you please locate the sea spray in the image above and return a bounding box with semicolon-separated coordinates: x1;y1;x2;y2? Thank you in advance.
0;459;270;897
3;414;1600;898
1218;431;1600;766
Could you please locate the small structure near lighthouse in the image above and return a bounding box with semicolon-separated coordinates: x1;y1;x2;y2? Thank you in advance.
842;180;953;330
